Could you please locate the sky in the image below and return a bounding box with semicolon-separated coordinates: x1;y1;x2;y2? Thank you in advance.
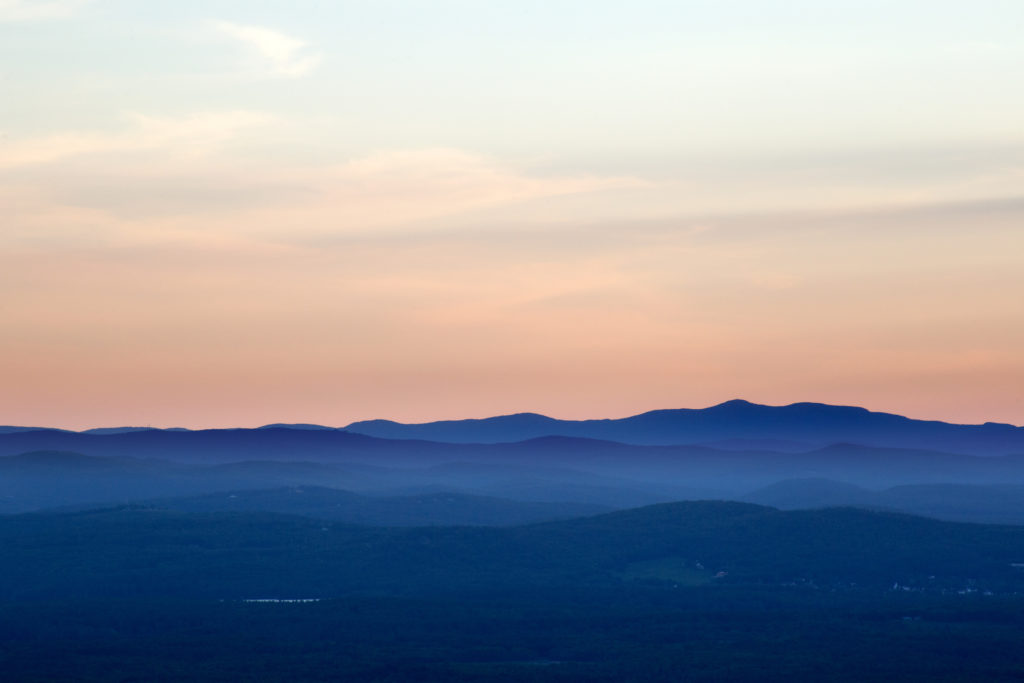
2;0;1023;429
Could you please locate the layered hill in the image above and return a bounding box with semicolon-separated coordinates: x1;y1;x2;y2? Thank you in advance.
62;486;610;527
7;442;1024;514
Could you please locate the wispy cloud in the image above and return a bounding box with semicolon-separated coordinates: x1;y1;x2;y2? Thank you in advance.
0;111;275;169
212;21;322;78
0;0;89;21
0;118;643;248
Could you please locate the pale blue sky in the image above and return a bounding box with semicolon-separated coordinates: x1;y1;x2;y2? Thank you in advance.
4;0;1024;158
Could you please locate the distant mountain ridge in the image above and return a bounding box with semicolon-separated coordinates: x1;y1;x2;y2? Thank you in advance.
344;400;1024;455
3;400;1024;459
7;400;1023;456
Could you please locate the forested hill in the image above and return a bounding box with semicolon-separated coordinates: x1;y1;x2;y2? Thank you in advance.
3;501;1024;601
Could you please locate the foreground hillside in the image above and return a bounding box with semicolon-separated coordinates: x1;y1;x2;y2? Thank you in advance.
4;502;1024;681
8;588;1024;682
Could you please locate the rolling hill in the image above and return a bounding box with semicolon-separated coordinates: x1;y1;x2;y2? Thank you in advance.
744;478;1024;525
3;501;1024;601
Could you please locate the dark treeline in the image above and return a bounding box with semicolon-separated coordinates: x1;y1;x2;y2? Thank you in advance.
6;589;1024;682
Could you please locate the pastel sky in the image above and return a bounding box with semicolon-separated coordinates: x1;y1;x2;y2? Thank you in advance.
2;0;1023;429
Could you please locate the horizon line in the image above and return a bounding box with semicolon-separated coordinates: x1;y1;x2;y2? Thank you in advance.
5;398;1022;433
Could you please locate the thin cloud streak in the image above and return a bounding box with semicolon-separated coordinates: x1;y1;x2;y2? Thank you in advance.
0;111;275;169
